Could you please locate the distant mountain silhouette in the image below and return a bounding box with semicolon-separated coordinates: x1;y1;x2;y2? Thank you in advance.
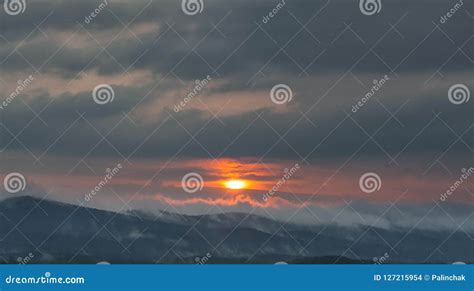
0;196;471;264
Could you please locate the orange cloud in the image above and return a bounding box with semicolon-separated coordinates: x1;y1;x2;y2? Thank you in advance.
149;193;302;209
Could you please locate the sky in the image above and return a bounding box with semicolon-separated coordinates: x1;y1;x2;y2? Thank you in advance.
0;0;473;231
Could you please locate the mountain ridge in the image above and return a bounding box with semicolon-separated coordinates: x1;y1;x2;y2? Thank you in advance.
0;196;471;264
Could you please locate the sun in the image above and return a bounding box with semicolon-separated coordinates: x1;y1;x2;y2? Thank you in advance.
224;180;247;190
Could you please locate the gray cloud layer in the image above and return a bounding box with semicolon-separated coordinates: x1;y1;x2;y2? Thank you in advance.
0;0;472;166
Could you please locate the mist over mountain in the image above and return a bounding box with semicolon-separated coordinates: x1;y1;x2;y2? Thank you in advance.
0;196;471;264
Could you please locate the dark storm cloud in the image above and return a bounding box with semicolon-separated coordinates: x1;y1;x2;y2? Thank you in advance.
0;0;472;251
1;77;472;163
0;0;472;78
0;0;472;164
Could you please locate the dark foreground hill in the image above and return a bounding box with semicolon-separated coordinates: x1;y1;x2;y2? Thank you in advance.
0;196;471;264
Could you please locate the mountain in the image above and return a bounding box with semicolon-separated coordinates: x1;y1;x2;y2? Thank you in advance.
0;196;472;264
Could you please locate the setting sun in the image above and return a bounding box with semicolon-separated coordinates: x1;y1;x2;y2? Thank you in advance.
224;180;247;190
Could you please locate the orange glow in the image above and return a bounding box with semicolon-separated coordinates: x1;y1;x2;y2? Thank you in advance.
224;180;247;190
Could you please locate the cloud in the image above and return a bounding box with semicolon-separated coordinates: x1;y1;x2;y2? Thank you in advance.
0;0;472;229
1;0;472;77
1;71;472;162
